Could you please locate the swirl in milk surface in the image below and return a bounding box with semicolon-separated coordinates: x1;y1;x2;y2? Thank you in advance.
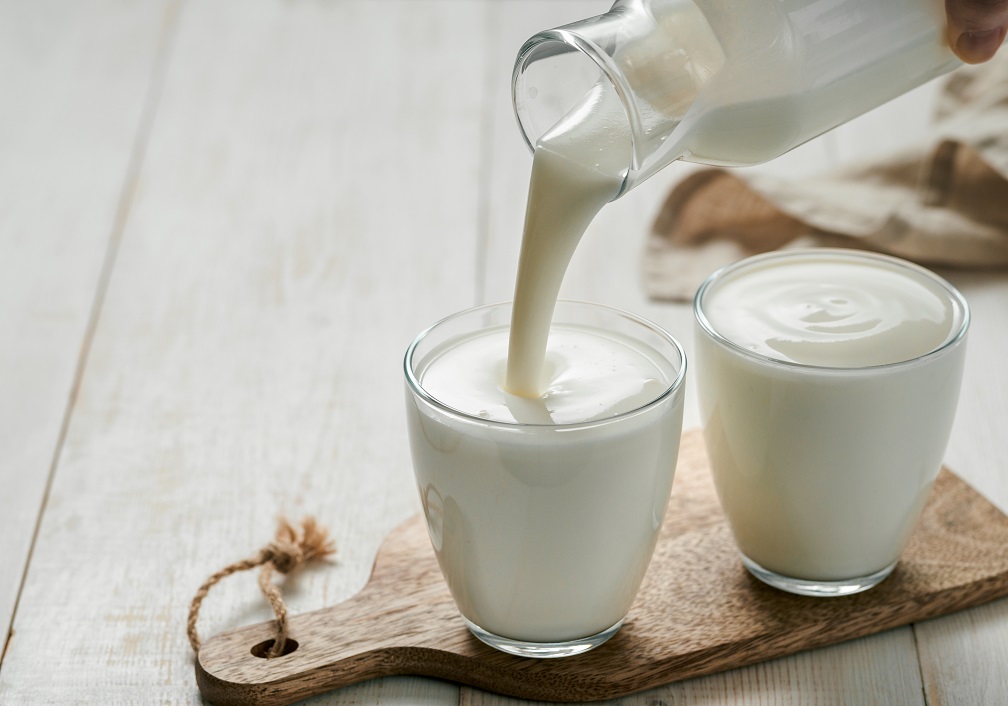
702;257;959;367
419;325;675;425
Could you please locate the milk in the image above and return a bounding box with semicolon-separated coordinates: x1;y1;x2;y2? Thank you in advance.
422;326;675;426
663;0;954;167
513;0;957;185
504;81;630;397
504;2;726;398
700;255;958;367
407;308;684;643
694;251;968;588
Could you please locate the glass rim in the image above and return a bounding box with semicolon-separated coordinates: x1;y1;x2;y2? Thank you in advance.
512;29;638;197
404;300;687;430
693;248;971;374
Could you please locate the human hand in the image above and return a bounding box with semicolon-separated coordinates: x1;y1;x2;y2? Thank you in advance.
947;0;1008;63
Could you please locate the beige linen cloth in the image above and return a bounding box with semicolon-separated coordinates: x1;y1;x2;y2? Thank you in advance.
645;52;1008;302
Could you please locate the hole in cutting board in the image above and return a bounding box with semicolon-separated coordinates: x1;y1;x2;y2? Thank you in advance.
250;638;299;658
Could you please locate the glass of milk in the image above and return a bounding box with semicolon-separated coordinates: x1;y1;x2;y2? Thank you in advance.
694;249;969;597
404;301;686;657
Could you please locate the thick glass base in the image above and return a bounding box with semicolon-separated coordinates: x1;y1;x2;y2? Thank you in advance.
464;618;623;659
741;554;897;597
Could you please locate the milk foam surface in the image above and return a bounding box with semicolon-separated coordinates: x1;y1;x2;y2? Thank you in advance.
421;325;674;425
701;255;960;367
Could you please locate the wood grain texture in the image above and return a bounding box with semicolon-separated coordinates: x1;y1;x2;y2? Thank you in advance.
0;1;484;702
0;0;171;645
195;430;1008;705
912;272;1008;706
916;598;1008;705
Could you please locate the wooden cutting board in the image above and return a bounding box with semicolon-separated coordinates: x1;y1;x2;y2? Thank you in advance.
195;430;1008;705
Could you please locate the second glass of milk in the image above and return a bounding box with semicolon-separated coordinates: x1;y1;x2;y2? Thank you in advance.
694;249;969;597
404;301;686;657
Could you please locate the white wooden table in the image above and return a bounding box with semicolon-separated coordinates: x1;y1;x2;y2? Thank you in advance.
2;1;1006;703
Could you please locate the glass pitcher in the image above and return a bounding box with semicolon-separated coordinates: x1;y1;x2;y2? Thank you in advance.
512;0;959;197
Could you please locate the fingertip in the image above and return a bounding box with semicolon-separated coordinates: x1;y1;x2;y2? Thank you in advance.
954;26;1008;64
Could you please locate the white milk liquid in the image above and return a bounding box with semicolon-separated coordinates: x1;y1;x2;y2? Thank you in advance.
504;0;731;395
410;320;683;641
503;81;631;397
669;5;954;167
422;326;674;426
701;256;957;367
696;253;968;581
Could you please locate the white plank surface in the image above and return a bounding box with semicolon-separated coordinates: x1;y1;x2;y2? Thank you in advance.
917;599;1008;705
1;1;1007;704
0;0;483;701
0;0;171;649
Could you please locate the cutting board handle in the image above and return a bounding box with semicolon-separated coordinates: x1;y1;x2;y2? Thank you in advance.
195;516;466;706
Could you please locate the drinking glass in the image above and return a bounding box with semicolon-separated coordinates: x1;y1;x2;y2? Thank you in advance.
694;250;969;596
404;301;686;656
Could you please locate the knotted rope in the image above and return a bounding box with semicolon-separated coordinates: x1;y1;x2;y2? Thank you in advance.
187;516;336;658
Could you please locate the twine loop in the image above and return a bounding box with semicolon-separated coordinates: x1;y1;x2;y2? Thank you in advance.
187;516;335;659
